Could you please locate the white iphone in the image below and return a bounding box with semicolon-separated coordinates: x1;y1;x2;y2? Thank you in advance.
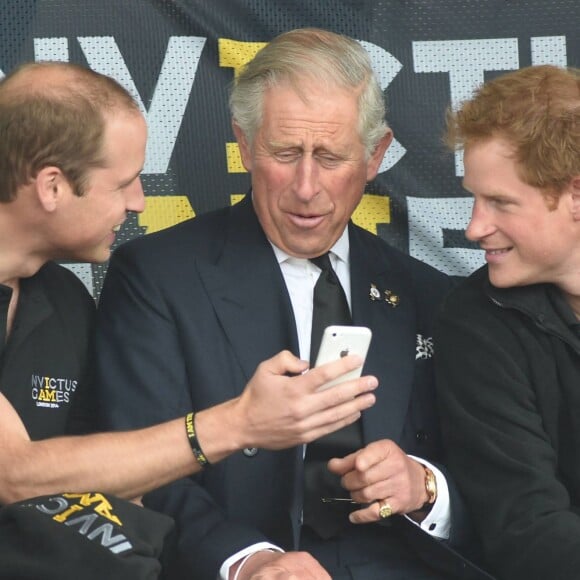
314;325;372;390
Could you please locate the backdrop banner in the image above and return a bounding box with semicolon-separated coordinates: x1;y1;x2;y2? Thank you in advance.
2;0;578;296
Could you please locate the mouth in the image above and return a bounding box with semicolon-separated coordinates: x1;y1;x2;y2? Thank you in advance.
484;247;511;254
482;246;512;260
286;211;328;229
112;223;123;233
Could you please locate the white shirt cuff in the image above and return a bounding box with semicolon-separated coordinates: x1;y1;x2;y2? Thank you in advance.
405;455;450;539
219;542;283;580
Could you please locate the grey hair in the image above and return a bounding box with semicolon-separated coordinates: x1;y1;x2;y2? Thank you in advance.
229;28;389;159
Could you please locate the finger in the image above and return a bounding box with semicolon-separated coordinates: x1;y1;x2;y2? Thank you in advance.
298;389;377;440
327;450;358;475
349;479;392;505
297;406;371;445
306;354;365;388
260;350;310;377
349;499;397;524
314;374;378;404
286;374;377;433
331;446;400;497
344;439;397;474
340;455;394;497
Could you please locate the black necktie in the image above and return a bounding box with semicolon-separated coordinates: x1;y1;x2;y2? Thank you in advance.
308;253;351;364
302;252;363;539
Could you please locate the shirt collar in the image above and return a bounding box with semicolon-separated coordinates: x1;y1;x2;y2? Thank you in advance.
270;227;350;267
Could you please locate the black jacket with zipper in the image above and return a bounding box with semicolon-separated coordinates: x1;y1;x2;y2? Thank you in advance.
434;265;580;580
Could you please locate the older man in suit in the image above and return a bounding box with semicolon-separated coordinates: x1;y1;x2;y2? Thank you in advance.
94;28;491;580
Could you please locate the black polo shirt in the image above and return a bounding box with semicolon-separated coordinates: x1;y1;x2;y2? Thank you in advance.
0;262;96;440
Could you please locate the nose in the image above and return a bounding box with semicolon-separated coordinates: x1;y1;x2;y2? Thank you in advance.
465;199;495;242
126;177;146;214
294;156;319;202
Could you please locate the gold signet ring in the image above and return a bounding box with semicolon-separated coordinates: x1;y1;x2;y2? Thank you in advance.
378;501;393;519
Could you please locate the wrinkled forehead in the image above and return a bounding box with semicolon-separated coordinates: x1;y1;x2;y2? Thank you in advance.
266;70;363;102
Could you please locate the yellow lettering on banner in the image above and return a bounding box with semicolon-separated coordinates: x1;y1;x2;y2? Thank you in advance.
53;503;83;523
139;196;195;234
226;142;246;173
218;39;266;79
352;194;391;233
230;194;245;206
229;193;390;234
219;39;267;175
134;192;389;238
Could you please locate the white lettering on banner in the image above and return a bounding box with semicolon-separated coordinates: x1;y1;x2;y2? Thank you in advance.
358;40;405;173
62;263;93;295
77;35;206;174
34;37;68;61
0;32;570;294
413;38;519;177
407;196;485;277
531;36;567;66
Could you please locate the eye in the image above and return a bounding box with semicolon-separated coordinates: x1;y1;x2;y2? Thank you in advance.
316;153;342;168
274;150;300;163
489;197;512;209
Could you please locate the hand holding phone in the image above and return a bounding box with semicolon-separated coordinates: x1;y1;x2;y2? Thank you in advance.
314;325;372;390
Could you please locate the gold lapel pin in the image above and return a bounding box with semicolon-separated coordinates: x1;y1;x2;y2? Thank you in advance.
384;289;400;308
370;283;400;307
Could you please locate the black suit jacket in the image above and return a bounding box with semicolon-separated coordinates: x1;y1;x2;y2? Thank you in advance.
94;196;492;579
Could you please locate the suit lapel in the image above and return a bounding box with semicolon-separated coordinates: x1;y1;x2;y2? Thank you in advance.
196;197;303;548
195;197;299;388
349;224;417;445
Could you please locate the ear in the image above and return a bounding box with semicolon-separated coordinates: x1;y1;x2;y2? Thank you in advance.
365;129;394;181
35;166;67;212
569;175;580;221
232;122;253;172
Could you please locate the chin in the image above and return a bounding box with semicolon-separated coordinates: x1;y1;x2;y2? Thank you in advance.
488;272;535;289
487;269;518;289
78;249;111;265
488;278;513;289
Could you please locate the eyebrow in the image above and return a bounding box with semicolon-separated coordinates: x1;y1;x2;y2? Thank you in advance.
119;169;143;188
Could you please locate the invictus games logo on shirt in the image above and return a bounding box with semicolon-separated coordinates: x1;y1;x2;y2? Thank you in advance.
31;374;77;408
